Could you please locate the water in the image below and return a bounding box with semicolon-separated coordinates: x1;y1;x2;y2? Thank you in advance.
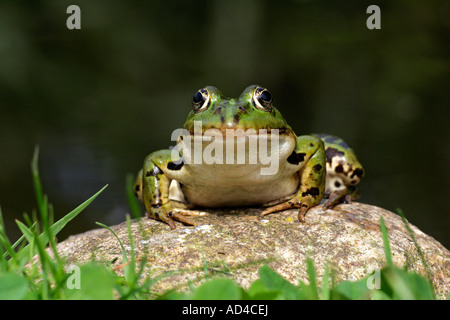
0;0;448;248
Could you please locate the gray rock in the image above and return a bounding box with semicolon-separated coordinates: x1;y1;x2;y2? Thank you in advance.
57;202;450;298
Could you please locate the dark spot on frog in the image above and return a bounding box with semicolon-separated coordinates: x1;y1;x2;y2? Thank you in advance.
335;164;344;173
313;164;322;172
238;106;247;114
351;168;364;178
302;187;320;197
152;187;162;207
233;113;240;124
167;160;184;171
214;107;222;115
146;165;163;177
287;152;306;165
272;127;290;135
135;184;140;192
325;147;345;164
334;181;341;188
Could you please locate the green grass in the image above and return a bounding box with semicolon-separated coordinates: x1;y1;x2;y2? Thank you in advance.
0;147;441;299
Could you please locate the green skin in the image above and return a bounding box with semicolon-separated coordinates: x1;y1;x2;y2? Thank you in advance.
134;85;364;229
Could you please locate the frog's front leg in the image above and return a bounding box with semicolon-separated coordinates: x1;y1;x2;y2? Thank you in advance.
261;135;326;222
134;150;202;229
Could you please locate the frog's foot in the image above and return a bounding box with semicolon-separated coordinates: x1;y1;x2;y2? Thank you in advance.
162;208;209;230
323;187;359;209
171;208;209;217
260;199;309;223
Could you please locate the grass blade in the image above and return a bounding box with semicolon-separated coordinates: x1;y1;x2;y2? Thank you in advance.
320;262;330;300
379;217;393;267
306;258;319;300
95;222;130;279
396;208;435;298
126;173;142;219
13;184;108;264
0;208;18;262
30;146;45;219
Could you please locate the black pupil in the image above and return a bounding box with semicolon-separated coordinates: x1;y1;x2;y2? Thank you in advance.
259;90;272;102
193;91;204;104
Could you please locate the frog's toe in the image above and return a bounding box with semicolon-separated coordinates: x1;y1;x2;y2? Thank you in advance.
169;211;197;227
151;211;177;230
168;208;209;228
297;206;308;223
260;200;300;217
171;208;209;217
261;199;316;223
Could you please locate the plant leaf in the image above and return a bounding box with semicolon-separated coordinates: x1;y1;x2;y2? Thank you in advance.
12;185;108;265
258;265;302;299
379;217;393;267
0;273;29;300
193;278;242;300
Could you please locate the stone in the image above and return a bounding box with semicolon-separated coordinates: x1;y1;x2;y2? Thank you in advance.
56;202;450;298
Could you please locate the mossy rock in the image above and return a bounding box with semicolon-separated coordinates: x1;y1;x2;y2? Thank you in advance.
56;202;450;298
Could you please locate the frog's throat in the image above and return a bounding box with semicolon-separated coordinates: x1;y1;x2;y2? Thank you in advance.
173;128;296;177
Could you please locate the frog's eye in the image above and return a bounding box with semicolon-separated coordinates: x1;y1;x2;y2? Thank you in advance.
252;87;273;111
192;88;211;112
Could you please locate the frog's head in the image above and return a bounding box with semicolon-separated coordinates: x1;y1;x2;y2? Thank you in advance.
178;86;297;175
183;85;293;134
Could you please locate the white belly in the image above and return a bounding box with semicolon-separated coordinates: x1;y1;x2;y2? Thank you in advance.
167;131;299;207
180;165;299;207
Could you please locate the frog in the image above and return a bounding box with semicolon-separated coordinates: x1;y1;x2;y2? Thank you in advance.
134;85;364;229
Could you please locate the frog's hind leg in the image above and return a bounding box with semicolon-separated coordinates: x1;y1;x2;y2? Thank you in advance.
323;186;360;209
313;134;364;209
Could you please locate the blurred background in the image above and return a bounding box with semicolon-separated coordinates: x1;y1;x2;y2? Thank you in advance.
0;0;449;248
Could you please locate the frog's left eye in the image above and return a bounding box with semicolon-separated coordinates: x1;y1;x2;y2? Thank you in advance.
252;87;273;111
192;88;211;113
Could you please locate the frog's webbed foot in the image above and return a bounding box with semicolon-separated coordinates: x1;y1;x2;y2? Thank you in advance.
323;186;360;209
260;199;309;223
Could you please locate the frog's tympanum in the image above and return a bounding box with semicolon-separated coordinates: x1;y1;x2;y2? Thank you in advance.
134;85;364;229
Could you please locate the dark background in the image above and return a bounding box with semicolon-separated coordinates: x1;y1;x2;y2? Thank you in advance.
0;0;449;248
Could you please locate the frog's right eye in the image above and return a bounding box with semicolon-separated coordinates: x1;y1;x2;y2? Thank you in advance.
252;87;273;112
192;88;211;112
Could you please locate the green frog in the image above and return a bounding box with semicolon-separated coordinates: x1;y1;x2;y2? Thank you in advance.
134;85;364;229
